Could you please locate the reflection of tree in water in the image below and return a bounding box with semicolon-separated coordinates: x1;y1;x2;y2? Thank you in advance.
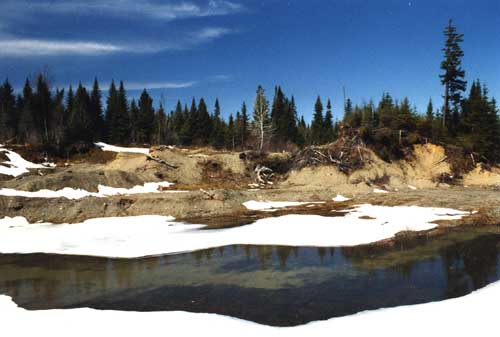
256;246;273;270
276;246;293;269
441;235;500;298
317;247;326;264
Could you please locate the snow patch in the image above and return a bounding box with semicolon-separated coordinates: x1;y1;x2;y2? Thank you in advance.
243;200;324;211
0;182;180;199
373;188;389;194
0;147;51;177
0;204;472;258
332;194;351;202
95;142;150;155
408;185;417;190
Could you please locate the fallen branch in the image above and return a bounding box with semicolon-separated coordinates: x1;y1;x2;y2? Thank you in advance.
146;155;178;169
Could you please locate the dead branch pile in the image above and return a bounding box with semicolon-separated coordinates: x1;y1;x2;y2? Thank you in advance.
254;164;274;184
292;126;368;174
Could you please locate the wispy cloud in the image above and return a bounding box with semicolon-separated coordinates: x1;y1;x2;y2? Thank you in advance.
0;39;124;56
126;81;198;90
0;26;234;57
3;0;244;21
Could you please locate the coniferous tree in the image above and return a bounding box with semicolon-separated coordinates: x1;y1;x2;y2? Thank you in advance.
129;99;139;144
240;101;250;149
137;89;155;143
33;74;52;143
17;79;37;143
67;83;91;143
152;102;167;144
50;88;66;146
225;113;235;150
0;79;16;141
426;98;434;122
210;98;225;149
323;99;334;143
377;93;395;128
89;78;104;141
111;81;130;144
105;80;118;142
440;19;466;135
310;96;324;144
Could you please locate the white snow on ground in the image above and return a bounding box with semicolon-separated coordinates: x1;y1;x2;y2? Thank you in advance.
0;205;472;258
95;142;150;155
373;188;389;193
408;185;418;190
0;182;181;199
332;194;351;202
243;200;324;211
0;279;498;337
0;147;51;177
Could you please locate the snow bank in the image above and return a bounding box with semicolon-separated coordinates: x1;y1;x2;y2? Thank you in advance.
0;182;180;199
373;188;389;193
243;200;324;211
332;194;351;202
0;278;498;337
0;147;49;177
95;142;150;155
0;204;472;258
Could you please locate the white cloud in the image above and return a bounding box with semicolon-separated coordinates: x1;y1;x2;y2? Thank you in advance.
0;26;234;57
126;81;198;90
3;0;244;21
0;39;124;56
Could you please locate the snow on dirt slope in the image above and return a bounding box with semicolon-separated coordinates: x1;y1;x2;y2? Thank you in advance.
0;181;181;199
0;146;52;177
0;204;472;258
0;278;497;337
95;142;150;155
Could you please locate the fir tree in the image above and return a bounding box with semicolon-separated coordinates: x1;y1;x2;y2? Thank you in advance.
105;80;118;142
137;89;155;143
310;96;324;144
33;74;52;143
210;98;225;149
129;99;139;144
17;79;37;143
240;101;250;149
440;19;466;135
89;78;104;141
323;99;334;143
0;79;16;141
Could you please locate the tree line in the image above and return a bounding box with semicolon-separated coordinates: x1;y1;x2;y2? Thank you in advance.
0;20;498;162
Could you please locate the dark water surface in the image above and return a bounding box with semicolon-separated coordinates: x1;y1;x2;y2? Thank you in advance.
0;227;499;326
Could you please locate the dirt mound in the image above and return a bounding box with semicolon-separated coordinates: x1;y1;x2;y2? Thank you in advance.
284;143;455;192
148;147;249;187
463;165;500;187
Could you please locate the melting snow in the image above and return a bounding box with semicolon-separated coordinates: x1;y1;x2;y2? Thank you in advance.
0;182;180;199
0;204;472;258
408;185;418;190
332;194;351;202
95;142;150;155
373;188;389;194
243;200;324;211
0;147;51;177
0;278;497;336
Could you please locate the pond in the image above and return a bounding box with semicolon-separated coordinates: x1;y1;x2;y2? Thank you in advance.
0;226;499;326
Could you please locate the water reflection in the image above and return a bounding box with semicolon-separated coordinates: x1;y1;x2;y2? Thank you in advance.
0;229;499;326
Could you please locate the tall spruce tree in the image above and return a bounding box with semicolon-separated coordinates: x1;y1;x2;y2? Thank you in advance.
240;101;250;149
310;96;324;144
0;79;16;141
105;80;118;142
17;79;37;143
440;19;466;135
137;89;155;143
210;98;225;149
33;74;52;143
323;99;334;143
129;99;139;144
89;78;104;141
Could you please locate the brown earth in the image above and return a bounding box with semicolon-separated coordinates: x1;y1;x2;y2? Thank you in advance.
0;143;499;230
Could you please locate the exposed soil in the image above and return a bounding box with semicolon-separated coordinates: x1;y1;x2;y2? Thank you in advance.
1;143;499;234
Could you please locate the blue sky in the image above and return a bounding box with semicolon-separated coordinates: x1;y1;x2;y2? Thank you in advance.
0;0;498;122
